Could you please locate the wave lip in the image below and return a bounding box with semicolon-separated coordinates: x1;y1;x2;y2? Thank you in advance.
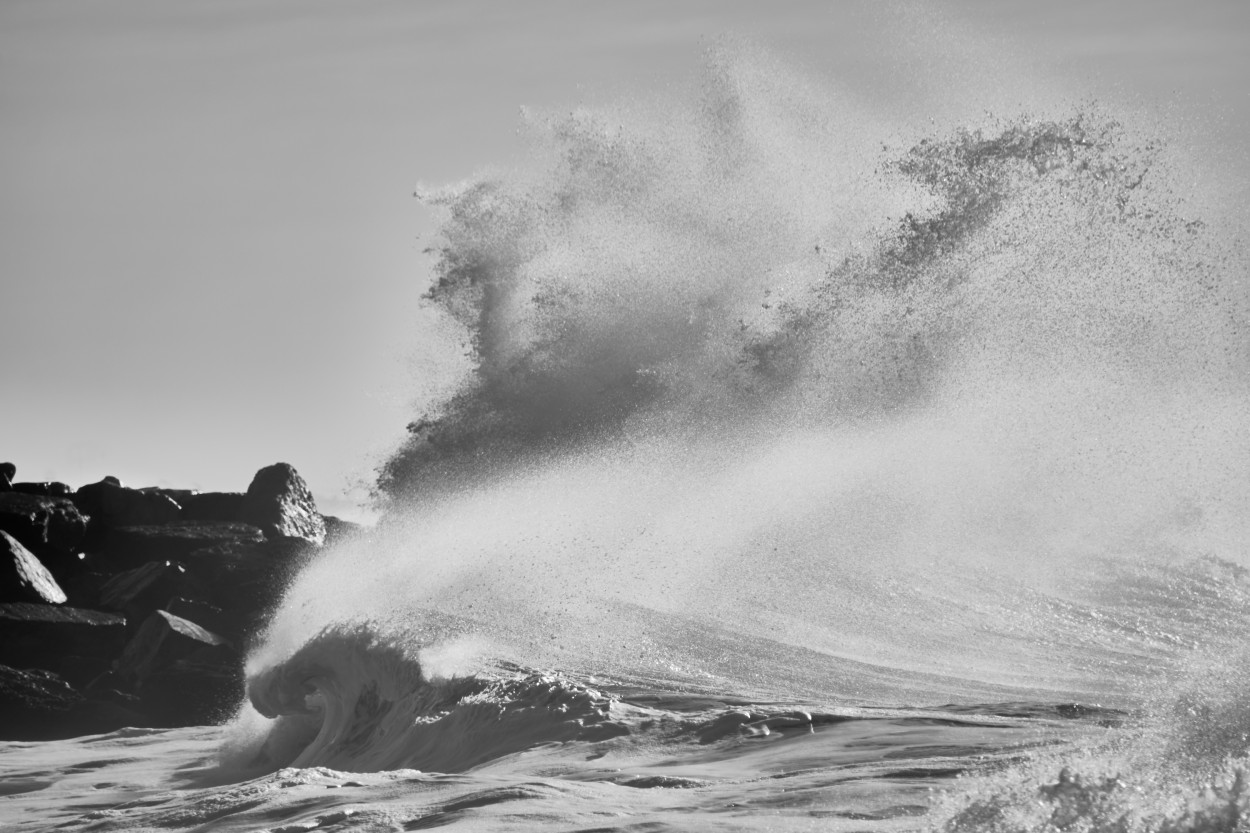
246;625;630;773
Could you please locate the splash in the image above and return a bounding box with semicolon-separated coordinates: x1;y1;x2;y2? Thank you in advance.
244;45;1250;787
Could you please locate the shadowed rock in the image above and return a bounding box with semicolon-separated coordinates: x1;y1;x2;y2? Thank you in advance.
179;491;245;523
0;664;146;740
92;522;265;571
73;479;181;529
0;530;67;604
11;482;73;497
98;561;212;625
165;597;243;643
0;462;14;491
241;463;326;544
323;515;367;548
0;603;127;671
0;492;88;561
187;536;316;607
116;610;229;673
140;645;245;725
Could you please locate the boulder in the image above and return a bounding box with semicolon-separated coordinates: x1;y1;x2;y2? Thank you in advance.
91;521;265;571
0;492;89;560
180;537;317;629
0;462;14;491
323;515;367;547
165;597;244;643
73;479;181;529
0;603;127;670
59;570;110;608
180;491;245;523
48;654;114;690
11;482;73;497
114;610;232;687
0;665;146;740
139;486;197;504
97;561;212;625
240;463;325;544
140;645;245;725
0;530;67;604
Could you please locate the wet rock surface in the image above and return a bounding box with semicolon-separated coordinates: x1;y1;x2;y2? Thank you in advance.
0;460;357;738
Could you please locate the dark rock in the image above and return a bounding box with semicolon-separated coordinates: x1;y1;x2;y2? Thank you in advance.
180;491;245;523
59;570;109;608
0;492;89;560
73;479;181;529
0;530;67;604
114;610;232;687
0;462;14;491
98;561;212;625
0;665;145;740
181;537;317;631
49;654;114;689
140;645;245;725
0;603;127;671
323;515;367;547
12;481;73;497
165;597;243;642
241;463;326;544
139;486;197;503
92;521;265;571
0;664;81;716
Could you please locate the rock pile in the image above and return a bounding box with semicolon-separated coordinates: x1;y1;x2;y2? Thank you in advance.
0;462;364;740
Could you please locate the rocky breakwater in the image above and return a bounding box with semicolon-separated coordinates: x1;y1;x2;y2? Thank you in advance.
0;462;363;740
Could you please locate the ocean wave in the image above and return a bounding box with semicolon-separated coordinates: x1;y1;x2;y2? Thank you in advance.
235;44;1250;826
243;624;634;773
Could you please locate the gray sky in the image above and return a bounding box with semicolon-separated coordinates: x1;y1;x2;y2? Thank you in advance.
2;0;1247;520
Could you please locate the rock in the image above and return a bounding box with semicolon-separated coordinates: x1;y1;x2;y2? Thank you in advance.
73;479;181;528
180;537;318;629
323;515;367;547
241;463;325;544
59;570;109;608
139;486;197;503
180;491;245;523
0;462;15;491
48;654;114;689
140;645;245;725
0;492;89;560
114;610;232;687
11;481;73;497
98;561;211;625
92;521;265;571
0;665;148;740
0;603;127;671
0;530;67;604
165;597;243;643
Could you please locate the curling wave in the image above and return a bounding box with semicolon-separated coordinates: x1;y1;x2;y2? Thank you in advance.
244;625;632;773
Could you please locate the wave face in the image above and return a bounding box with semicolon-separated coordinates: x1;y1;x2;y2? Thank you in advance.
243;625;629;773
237;44;1250;827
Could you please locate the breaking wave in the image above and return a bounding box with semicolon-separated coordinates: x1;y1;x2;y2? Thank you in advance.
235;44;1250;828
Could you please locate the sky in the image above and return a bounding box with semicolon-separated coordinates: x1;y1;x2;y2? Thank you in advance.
2;0;1247;521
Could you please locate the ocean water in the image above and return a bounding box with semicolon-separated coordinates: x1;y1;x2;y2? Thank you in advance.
5;42;1250;833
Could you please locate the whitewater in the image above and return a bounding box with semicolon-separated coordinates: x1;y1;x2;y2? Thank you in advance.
5;41;1250;832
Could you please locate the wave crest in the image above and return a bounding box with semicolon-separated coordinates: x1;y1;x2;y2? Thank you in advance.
244;625;627;772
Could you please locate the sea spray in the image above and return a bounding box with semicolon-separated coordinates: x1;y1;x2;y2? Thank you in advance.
242;48;1249;817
